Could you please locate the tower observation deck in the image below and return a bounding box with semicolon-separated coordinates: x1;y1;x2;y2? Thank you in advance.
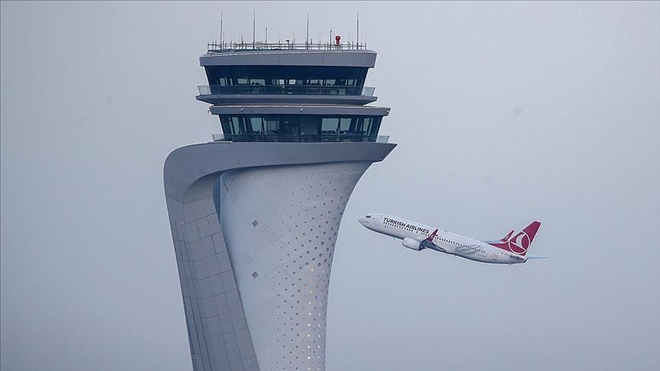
164;38;395;371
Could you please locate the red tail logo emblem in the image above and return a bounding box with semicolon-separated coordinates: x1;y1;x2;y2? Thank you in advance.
508;231;532;254
489;221;541;256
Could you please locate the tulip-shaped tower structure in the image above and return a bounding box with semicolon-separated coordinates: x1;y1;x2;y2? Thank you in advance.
164;39;395;371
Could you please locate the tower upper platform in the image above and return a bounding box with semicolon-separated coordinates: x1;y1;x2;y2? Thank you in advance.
201;41;375;67
198;41;390;143
197;42;378;105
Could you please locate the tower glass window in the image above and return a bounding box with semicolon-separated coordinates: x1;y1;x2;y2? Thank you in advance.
219;115;382;142
205;66;369;95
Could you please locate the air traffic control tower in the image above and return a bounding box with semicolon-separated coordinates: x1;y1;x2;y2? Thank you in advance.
164;38;396;371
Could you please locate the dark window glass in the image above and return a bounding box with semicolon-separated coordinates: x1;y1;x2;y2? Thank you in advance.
279;115;299;142
299;116;319;141
232;66;249;85
362;117;373;135
371;117;382;137
264;116;280;134
218;114;382;142
321;118;339;133
339;118;352;133
220;115;233;136
205;66;369;89
226;116;242;135
248;116;264;134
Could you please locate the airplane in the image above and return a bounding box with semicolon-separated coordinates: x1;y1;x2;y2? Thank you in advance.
358;213;542;264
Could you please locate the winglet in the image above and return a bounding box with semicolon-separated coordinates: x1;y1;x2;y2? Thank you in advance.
426;229;438;241
501;230;514;242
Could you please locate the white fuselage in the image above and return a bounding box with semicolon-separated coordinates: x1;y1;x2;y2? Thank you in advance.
358;213;526;264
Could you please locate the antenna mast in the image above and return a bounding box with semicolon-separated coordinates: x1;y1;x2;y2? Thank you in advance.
306;14;309;48
356;12;360;49
220;12;223;47
252;11;256;48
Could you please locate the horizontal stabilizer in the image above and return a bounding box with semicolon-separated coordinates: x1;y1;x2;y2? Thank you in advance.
502;230;514;241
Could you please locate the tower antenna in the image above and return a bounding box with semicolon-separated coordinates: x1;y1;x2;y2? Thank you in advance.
356;12;360;49
306;13;309;48
252;10;256;48
220;12;223;48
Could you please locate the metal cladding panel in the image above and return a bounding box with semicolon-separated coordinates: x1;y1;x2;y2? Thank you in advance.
200;50;377;68
164;142;396;370
219;162;371;370
208;105;390;117
196;94;378;106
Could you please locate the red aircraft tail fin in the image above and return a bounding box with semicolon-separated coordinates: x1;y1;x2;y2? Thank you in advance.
489;221;541;256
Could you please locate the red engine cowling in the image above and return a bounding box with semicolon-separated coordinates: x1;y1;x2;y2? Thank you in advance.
402;237;423;251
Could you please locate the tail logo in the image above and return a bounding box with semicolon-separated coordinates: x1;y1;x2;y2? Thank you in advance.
508;232;531;255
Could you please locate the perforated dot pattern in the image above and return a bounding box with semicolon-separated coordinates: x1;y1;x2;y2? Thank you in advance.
219;161;371;370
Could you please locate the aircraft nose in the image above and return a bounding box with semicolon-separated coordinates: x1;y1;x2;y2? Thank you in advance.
358;216;368;226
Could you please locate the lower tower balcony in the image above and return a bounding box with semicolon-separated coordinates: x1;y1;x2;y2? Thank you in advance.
197;85;377;105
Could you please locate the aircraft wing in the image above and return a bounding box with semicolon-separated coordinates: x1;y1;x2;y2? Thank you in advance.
420;239;437;250
420;229;446;253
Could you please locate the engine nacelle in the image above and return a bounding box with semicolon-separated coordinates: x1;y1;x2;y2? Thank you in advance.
402;237;423;251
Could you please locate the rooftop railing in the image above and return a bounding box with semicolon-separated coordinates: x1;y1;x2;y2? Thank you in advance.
207;41;367;53
210;133;383;143
198;85;375;96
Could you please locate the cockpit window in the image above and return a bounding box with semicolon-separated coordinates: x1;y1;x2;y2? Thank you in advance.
366;215;371;218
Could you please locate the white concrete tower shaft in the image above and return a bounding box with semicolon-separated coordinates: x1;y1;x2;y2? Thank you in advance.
220;162;371;370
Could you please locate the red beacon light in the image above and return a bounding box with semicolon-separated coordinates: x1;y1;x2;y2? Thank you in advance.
335;35;341;46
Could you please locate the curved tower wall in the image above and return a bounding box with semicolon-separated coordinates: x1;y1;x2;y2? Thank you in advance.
219;162;371;370
164;142;395;371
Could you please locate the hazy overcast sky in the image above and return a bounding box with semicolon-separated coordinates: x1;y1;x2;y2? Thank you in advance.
2;2;659;371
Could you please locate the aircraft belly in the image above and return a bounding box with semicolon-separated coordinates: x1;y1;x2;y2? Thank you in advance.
453;245;492;263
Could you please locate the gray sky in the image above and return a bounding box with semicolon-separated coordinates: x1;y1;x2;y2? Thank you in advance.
1;2;658;370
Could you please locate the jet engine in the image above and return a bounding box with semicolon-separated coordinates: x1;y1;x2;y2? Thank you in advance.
402;237;423;251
